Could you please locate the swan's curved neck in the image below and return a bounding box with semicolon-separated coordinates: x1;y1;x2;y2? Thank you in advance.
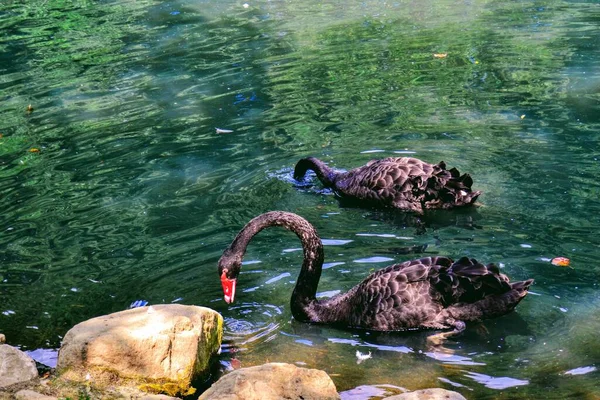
227;211;324;321
294;157;337;187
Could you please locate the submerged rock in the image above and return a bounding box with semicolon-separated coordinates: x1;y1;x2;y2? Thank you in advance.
199;362;340;400
57;304;223;397
384;388;467;400
0;344;39;389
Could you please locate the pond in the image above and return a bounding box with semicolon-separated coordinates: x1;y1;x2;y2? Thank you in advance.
1;0;600;398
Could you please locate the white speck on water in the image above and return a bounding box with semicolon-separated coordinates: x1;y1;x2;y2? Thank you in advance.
242;260;261;265
2;310;16;316
243;3;249;8
282;248;302;253
559;307;568;313
354;256;394;263
26;326;39;330
438;377;471;390
356;350;372;364
317;290;341;298
322;239;353;246
70;287;79;292
323;262;345;269
520;244;532;248
360;149;385;154
564;366;597;375
357;233;397;238
171;297;183;303
393;150;417;154
463;371;529;389
265;272;291;284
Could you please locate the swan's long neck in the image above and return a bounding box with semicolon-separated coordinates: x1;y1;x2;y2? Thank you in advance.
294;157;337;187
227;211;325;322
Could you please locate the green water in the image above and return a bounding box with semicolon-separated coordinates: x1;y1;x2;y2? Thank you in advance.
1;0;600;398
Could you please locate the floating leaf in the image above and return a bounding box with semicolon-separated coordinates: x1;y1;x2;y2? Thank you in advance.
551;257;570;267
433;53;448;58
29;148;40;153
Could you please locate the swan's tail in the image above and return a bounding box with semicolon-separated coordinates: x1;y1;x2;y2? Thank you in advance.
424;163;482;209
446;278;534;322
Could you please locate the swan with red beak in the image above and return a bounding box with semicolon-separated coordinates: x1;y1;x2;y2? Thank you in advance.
217;211;533;339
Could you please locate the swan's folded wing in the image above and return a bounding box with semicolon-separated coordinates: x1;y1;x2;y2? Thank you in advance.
335;158;432;206
354;256;454;315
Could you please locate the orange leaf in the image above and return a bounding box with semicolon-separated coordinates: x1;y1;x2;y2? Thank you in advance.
29;148;40;153
551;257;570;267
433;53;448;58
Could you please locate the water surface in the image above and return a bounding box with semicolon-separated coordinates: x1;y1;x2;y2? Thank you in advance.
1;0;600;398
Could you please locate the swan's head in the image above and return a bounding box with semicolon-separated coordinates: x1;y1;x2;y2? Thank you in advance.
218;250;241;304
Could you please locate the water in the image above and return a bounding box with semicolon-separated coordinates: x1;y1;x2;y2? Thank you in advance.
1;0;600;398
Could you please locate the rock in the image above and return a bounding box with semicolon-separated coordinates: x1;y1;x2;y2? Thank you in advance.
0;333;5;344
384;388;467;400
15;390;57;400
57;304;223;397
199;362;340;400
0;345;39;389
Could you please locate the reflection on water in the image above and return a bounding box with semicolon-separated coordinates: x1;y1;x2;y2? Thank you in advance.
2;0;600;398
464;372;529;390
339;384;406;400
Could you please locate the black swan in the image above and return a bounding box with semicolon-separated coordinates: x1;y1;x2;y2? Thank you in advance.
218;211;533;337
293;157;481;213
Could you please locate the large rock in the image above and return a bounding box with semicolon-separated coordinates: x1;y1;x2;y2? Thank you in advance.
385;388;467;400
57;304;222;397
15;390;57;400
0;344;38;389
199;362;340;400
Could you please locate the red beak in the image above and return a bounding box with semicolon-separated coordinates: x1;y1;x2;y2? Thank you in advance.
221;272;237;304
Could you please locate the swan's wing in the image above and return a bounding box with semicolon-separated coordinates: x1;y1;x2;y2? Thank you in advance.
347;256;453;329
334;158;432;209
